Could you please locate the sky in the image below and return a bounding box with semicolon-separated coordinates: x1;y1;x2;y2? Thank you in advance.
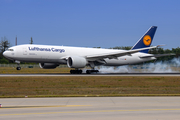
0;0;180;49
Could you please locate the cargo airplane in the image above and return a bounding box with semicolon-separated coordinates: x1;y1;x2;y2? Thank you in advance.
3;26;170;74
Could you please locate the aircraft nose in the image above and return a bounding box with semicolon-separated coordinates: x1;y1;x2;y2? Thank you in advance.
3;51;11;58
3;50;15;61
3;51;8;57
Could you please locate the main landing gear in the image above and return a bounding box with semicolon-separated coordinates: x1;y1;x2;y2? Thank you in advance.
70;69;82;74
86;70;99;74
70;69;99;74
86;62;99;74
70;62;99;74
87;62;99;74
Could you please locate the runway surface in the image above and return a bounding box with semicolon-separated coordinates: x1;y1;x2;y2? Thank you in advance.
0;97;180;120
1;73;180;76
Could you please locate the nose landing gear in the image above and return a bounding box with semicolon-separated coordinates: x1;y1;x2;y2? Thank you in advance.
15;60;21;70
16;66;21;70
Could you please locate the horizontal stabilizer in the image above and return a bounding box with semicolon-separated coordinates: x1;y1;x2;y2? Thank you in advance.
140;53;175;58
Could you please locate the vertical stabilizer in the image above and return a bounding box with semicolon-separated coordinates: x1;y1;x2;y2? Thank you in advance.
131;26;157;53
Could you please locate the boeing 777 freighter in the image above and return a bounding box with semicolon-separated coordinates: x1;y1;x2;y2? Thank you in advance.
3;26;170;74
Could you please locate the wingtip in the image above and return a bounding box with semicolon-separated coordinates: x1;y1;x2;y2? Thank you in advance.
157;44;166;47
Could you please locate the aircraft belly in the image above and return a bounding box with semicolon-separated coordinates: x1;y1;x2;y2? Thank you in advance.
104;57;132;66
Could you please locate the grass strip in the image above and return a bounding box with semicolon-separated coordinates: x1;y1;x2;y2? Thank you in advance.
0;76;180;97
0;67;70;74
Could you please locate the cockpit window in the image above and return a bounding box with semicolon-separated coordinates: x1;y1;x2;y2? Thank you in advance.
7;49;14;51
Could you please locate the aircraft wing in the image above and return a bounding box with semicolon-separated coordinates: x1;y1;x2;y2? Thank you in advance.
86;46;159;61
139;53;175;58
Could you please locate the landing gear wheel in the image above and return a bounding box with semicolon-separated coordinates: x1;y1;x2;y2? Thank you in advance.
16;67;21;70
86;70;91;74
70;70;82;74
78;70;82;74
70;70;73;74
86;70;99;74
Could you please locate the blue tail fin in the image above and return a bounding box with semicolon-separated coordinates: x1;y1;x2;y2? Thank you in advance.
131;26;157;53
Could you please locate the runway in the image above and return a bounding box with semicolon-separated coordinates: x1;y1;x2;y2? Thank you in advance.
1;73;180;77
0;97;180;120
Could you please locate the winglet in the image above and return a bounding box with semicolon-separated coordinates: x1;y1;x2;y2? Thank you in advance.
131;26;157;53
157;44;166;47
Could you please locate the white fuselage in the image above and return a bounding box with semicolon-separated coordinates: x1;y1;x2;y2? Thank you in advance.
3;44;156;66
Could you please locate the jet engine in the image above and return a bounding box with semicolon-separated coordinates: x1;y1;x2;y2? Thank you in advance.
67;56;87;68
39;63;59;69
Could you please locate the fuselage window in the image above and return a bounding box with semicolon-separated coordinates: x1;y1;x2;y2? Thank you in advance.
7;49;14;51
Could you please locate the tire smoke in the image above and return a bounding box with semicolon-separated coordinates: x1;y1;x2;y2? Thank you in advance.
96;57;180;73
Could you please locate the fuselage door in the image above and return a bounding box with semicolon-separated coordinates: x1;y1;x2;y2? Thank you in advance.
23;48;28;55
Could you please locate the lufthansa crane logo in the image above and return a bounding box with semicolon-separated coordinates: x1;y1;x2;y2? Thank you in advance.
143;35;151;46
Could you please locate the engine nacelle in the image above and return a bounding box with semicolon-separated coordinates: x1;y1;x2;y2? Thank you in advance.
67;56;87;68
39;63;59;69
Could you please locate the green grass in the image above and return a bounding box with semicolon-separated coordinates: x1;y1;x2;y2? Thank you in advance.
0;67;71;74
0;76;180;97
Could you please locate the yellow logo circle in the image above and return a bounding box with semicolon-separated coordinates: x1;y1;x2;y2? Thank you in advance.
143;35;151;46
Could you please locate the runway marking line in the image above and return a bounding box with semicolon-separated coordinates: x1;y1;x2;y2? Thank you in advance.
0;108;180;116
0;105;90;109
1;73;180;77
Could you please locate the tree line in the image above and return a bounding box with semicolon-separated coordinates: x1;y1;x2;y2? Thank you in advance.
0;37;11;64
